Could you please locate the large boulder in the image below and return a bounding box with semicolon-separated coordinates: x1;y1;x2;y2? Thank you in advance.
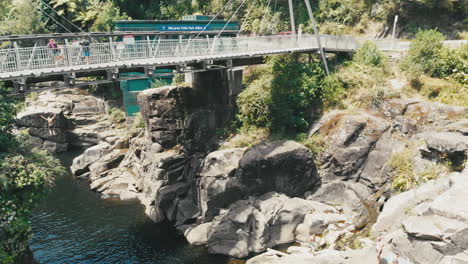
311;111;390;182
71;143;111;176
89;149;126;180
198;148;246;221
206;192;321;258
138;86;194;148
184;223;212;246
308;180;372;229
236;140;319;197
16;107;67;129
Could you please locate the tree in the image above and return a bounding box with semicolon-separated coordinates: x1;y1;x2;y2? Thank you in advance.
0;83;64;263
75;0;129;31
0;0;46;35
400;29;445;76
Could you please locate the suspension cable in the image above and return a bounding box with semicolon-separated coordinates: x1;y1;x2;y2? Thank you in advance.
39;8;74;34
257;0;273;36
216;0;248;38
38;0;96;40
239;0;258;35
193;0;235;40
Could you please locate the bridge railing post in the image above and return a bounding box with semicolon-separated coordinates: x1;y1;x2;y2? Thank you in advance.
109;37;117;62
13;42;22;71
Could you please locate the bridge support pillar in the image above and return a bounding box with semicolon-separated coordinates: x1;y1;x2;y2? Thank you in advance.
64;72;76;87
191;67;243;127
13;77;27;93
107;68;119;81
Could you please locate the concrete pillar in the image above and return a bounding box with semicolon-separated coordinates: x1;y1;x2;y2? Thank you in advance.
191;68;243;127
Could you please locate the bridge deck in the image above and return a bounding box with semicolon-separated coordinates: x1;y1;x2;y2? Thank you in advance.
0;34;465;81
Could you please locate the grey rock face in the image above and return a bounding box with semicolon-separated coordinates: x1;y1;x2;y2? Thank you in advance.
71;143;111;176
237;140;319;197
308;180;372;229
198;148;246;221
43;140;69;153
15;89;109;153
89;149;126;179
16;107;67;129
312;111;390;183
184;222;212;245
138;86;193;149
206;192;321;258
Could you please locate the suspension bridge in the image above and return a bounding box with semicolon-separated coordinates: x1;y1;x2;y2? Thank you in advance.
0;0;466;92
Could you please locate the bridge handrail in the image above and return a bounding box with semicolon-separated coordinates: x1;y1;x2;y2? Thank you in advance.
0;34;465;75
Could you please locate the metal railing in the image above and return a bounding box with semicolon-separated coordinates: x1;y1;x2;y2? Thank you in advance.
1;34;462;75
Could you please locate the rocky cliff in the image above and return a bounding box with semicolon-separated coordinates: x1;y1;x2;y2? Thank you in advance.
15;89;124;153
59;83;467;262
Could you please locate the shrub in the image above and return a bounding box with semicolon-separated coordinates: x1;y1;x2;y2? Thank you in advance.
297;133;327;155
107;107;126;124
150;78;168;88
269;55;327;133
321;75;346;109
354;41;387;67
222;126;269;149
1;131;64;262
400;29;445;77
389;143;449;192
26;92;38;102
237;74;272;128
389;146;417;192
172;74;186;86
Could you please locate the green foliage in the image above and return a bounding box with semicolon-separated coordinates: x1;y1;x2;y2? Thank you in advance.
269;55;327;133
76;0;129;31
0;84;16;153
0;132;64;262
221;126;269;149
172;74;186;86
150;78;168;89
389;143;448;192
320;74;346;109
237;72;272;128
0;0;46;35
389;146;417;192
107;107;126;124
317;0;367;25
0;86;64;263
414;77;468;106
354;41;386;67
296;133;327;155
400;29;445;77
332;42;391;108
0;83;64;262
237;54;346;135
401;34;467;101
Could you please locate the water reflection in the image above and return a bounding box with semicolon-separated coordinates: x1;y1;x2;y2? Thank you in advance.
29;151;227;264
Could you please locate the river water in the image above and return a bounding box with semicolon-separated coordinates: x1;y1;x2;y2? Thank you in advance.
29;152;229;264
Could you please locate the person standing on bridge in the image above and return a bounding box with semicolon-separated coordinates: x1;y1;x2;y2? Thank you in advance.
47;39;62;65
41;113;57;136
80;38;91;65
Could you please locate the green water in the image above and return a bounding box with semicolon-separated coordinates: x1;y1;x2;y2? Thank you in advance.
29;151;228;264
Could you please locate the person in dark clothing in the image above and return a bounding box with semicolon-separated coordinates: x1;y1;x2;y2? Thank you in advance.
80;38;91;64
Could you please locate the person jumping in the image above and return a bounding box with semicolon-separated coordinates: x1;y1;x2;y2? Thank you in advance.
41;113;57;135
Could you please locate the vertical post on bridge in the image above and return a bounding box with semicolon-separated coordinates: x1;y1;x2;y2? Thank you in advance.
64;39;72;66
303;0;330;76
288;0;296;34
13;42;22;71
147;36;153;58
109;37;116;61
